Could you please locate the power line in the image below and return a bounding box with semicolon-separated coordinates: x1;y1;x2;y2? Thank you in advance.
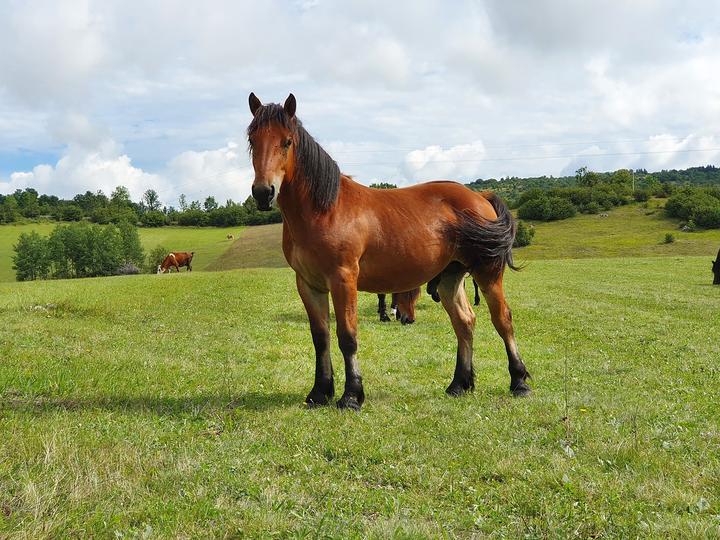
338;147;720;166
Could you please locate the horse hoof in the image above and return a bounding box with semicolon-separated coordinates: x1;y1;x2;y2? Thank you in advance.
445;383;472;397
305;391;332;407
336;395;362;411
379;314;391;322
511;382;532;397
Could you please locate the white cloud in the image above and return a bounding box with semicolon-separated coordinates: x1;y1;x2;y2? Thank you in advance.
2;140;165;200
163;142;254;206
1;1;720;199
403;141;487;182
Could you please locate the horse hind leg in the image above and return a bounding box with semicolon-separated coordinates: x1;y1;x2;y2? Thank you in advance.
437;267;476;396
475;274;531;397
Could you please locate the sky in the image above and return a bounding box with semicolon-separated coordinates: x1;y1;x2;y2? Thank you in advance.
1;0;719;208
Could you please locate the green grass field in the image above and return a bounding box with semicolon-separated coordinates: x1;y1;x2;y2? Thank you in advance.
0;224;240;281
1;257;719;537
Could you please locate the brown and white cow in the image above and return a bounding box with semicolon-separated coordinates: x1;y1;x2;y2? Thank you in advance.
157;252;194;274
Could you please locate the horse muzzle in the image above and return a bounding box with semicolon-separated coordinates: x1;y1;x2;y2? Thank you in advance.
252;183;275;211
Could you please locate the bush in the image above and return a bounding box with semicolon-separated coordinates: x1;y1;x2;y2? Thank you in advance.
146;245;170;273
665;188;720;225
513;220;535;247
583;201;601;214
140;210;167;227
58;204;84;221
177;209;209;226
634;189;650;202
116;262;141;275
664;233;675;244
691;205;720;228
518;196;576;221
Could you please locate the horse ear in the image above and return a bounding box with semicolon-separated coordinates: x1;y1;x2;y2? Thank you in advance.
249;92;262;115
284;93;296;118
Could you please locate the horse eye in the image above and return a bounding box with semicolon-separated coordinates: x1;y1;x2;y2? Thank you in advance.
283;138;292;148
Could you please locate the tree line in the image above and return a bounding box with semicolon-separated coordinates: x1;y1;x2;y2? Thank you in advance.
0;185;281;227
467;165;720;207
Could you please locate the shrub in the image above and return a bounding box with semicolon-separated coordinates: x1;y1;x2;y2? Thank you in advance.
58;204;84;221
116;262;141;275
664;233;675;244
140;210;167;227
146;245;170;273
634;189;650;202
583;201;601;214
691;205;720;228
517;197;549;220
513;220;535;247
177;209;209;226
666;187;720;225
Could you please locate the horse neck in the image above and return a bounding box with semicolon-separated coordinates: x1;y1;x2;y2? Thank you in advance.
277;174;343;229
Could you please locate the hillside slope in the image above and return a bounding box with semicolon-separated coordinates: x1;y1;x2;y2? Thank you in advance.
212;203;720;271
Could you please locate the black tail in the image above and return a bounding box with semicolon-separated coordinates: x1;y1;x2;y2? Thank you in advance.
449;192;519;273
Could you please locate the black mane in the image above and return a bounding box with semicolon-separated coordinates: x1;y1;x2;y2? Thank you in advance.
247;104;340;211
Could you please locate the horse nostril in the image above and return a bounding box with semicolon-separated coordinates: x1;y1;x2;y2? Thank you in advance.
252;184;275;209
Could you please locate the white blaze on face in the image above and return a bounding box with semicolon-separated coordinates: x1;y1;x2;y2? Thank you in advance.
270;174;283;207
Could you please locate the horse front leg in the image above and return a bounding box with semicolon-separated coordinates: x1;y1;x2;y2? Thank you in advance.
296;275;334;406
330;272;364;410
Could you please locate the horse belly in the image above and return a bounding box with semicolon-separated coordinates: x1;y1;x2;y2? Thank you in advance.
357;244;452;293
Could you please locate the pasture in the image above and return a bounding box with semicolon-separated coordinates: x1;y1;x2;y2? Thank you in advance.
1;256;719;537
0;224;240;281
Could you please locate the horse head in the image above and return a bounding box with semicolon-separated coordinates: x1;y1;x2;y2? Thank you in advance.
247;92;297;210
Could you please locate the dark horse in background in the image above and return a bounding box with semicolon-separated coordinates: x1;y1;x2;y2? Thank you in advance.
377;289;421;324
247;93;531;410
377;279;480;325
157;251;195;274
713;247;720;285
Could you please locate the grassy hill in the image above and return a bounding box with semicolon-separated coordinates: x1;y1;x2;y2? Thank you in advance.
209;201;720;270
2;201;719;283
1;257;718;537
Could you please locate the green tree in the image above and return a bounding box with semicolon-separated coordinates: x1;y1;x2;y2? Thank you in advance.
203;196;219;211
111;185;131;206
13;231;50;281
142;189;162;211
178;194;188;211
117;221;145;265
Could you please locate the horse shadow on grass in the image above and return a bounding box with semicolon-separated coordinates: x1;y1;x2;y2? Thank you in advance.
0;391;304;416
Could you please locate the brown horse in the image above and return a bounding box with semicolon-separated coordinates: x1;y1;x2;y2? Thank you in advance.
377;289;421;324
247;93;530;410
157;251;194;274
713;247;720;285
